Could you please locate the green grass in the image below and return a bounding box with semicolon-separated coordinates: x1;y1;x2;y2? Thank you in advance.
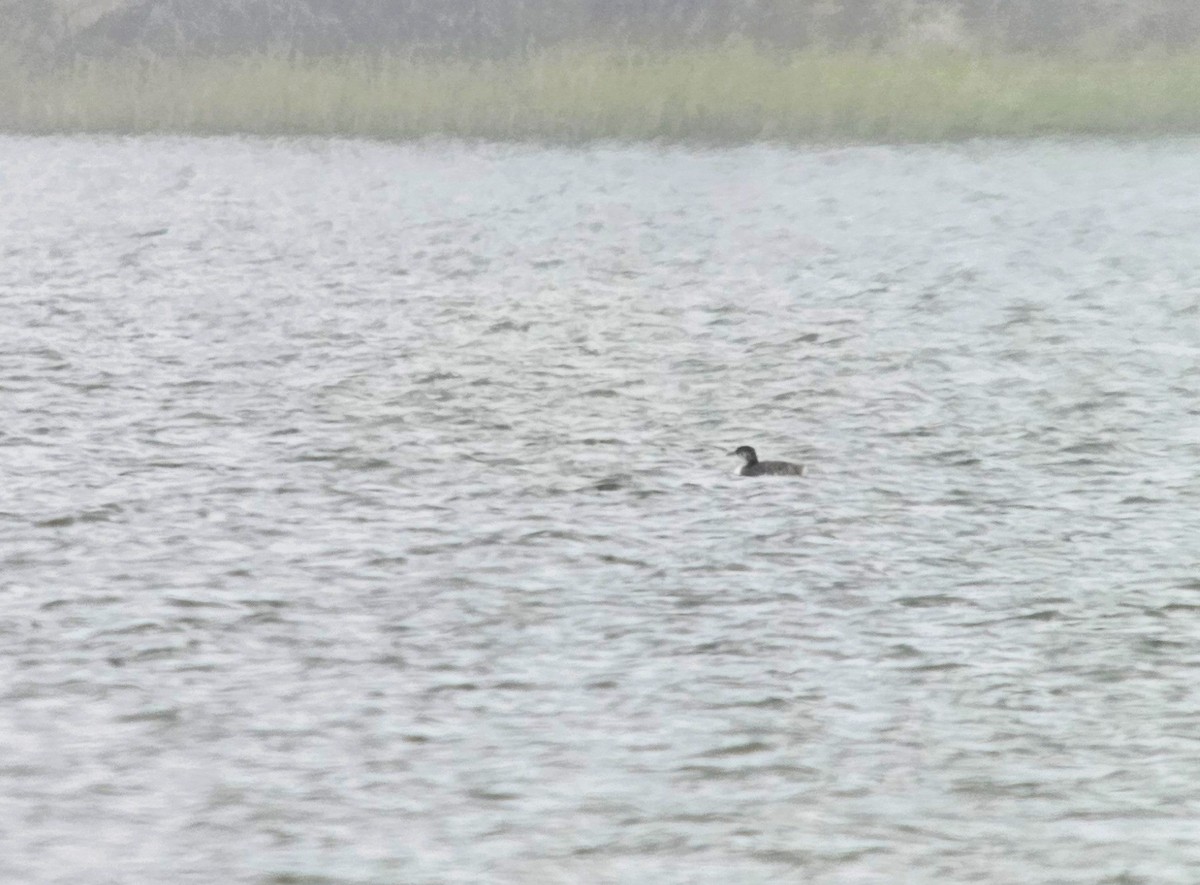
3;45;1200;142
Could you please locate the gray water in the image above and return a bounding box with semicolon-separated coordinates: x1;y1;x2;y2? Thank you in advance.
2;135;1199;885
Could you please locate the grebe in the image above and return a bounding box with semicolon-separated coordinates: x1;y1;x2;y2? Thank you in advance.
729;445;805;477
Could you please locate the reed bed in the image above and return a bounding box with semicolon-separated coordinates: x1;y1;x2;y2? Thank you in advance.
3;45;1200;142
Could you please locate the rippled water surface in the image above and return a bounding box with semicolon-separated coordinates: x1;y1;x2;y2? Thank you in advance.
3;135;1200;884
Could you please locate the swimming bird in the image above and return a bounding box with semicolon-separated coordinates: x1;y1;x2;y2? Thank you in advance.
729;445;805;477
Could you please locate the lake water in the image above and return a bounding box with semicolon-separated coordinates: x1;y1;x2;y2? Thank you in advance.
2;135;1199;884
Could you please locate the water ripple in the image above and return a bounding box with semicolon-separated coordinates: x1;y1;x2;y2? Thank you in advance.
1;136;1199;885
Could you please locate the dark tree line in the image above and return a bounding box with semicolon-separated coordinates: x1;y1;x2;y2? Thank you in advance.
6;0;1200;62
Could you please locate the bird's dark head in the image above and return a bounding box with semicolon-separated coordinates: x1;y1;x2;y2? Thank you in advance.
729;445;758;464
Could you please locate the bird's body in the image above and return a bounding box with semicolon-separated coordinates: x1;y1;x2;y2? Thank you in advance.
729;445;805;477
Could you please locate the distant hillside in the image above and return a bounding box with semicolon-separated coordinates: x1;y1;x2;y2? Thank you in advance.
6;0;1200;63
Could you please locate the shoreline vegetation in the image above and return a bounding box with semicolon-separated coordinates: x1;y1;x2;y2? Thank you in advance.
3;46;1200;143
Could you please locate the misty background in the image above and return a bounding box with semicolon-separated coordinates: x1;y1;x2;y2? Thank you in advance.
7;0;1200;63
